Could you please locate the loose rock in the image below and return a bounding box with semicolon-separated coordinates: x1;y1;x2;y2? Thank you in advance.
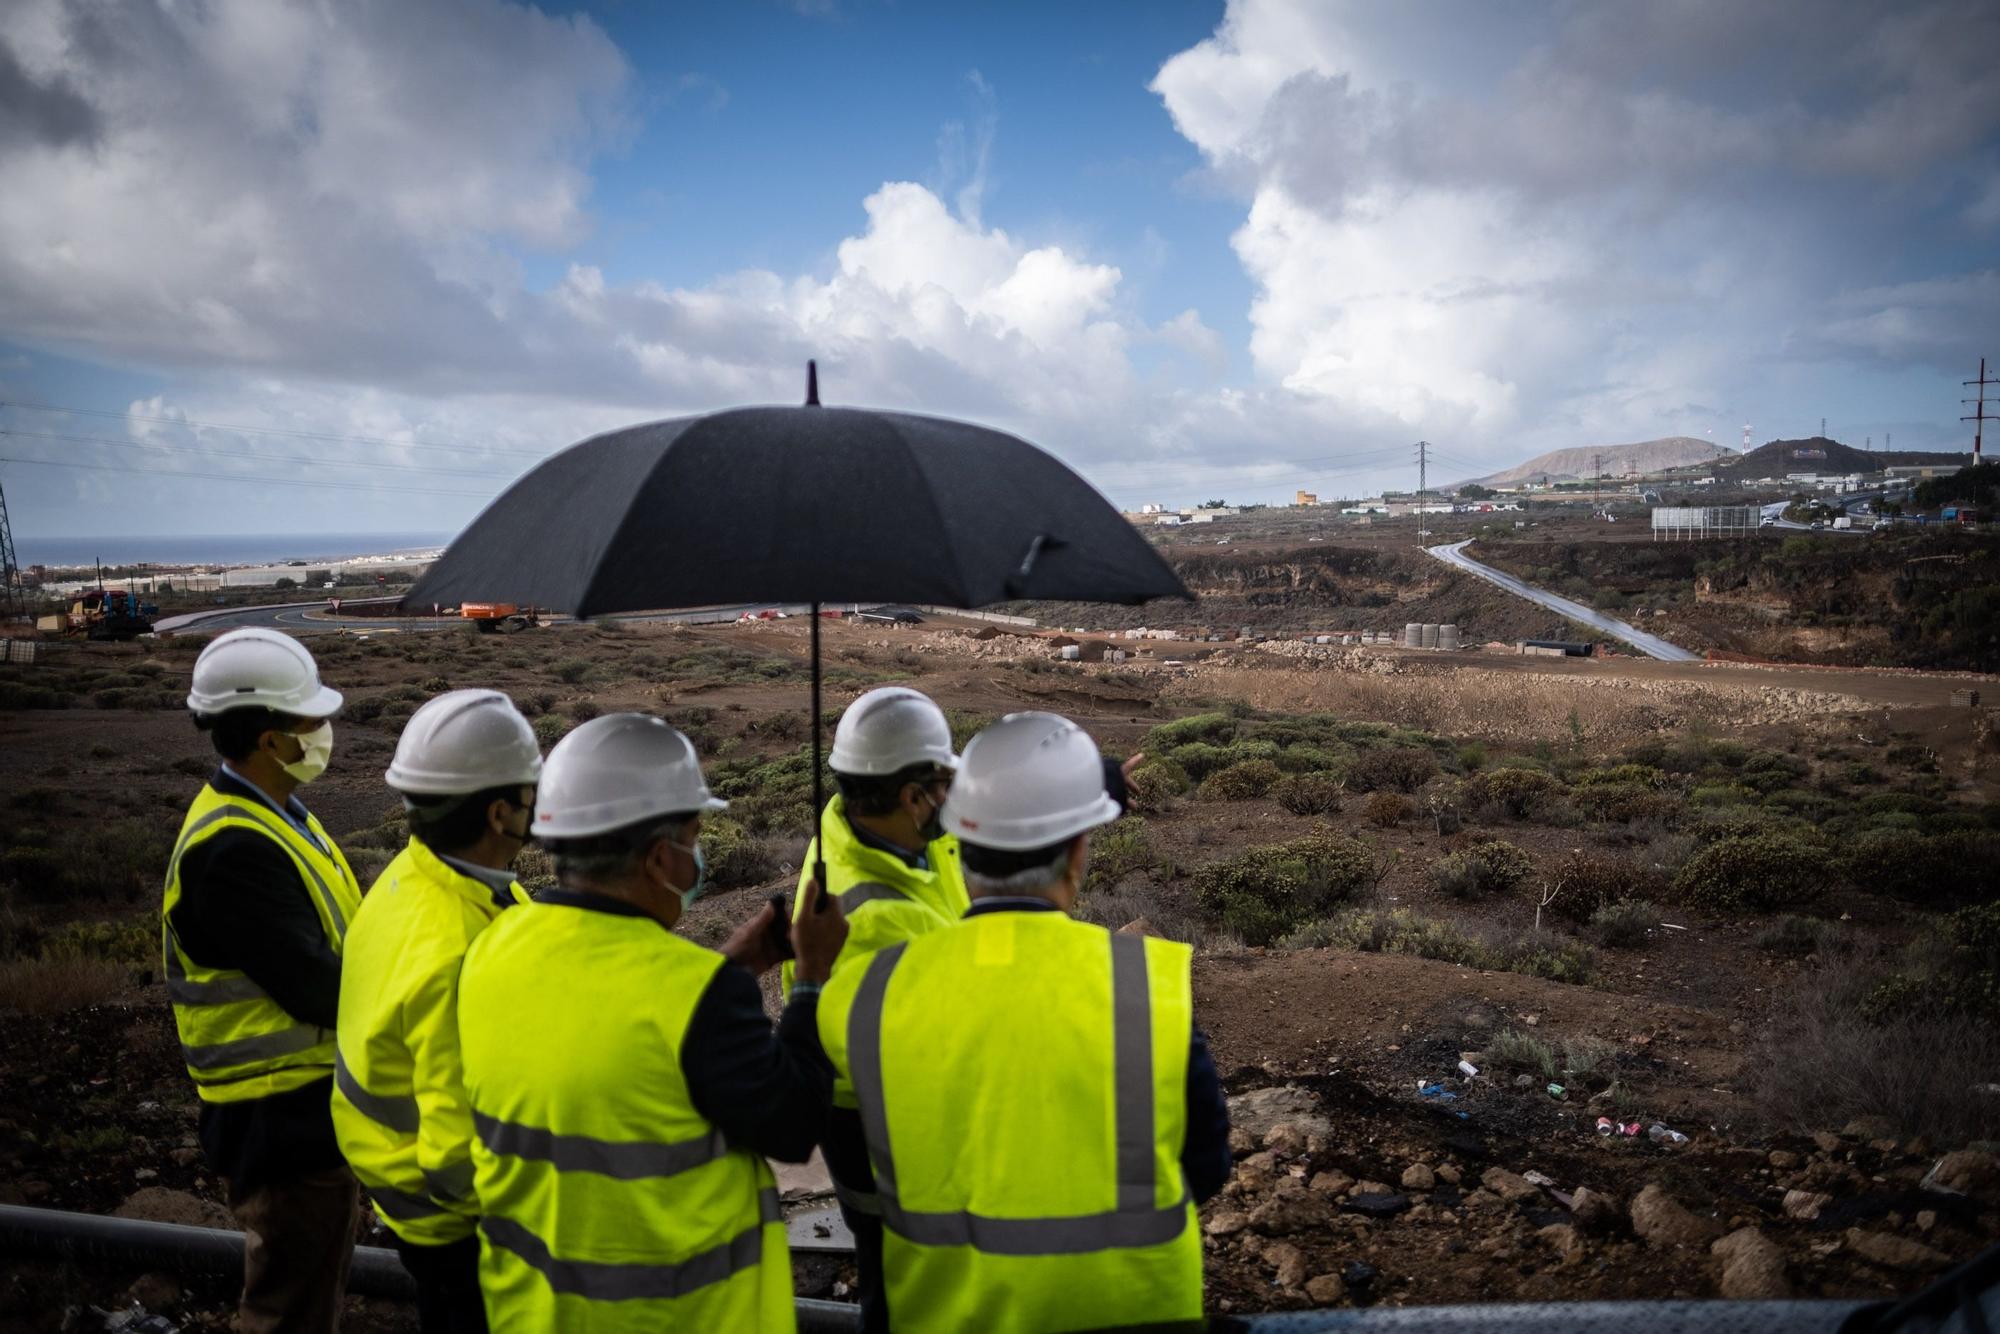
1783;1189;1832;1222
1263;1122;1309;1159
1341;1192;1411;1219
1308;1169;1354;1196
1630;1184;1720;1248
1265;1240;1307;1289
1538;1223;1585;1264
1481;1168;1542;1204
1304;1274;1346;1305
1434;1163;1463;1185
1713;1227;1792;1299
1768;1150;1801;1170
1846;1228;1950;1273
1569;1187;1622;1235
1922;1150;2000;1198
1229;1087;1334;1142
1401;1163;1436;1192
1249;1183;1333;1236
1203;1209;1249;1238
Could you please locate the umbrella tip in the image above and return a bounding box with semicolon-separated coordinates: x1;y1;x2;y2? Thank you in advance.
806;360;820;407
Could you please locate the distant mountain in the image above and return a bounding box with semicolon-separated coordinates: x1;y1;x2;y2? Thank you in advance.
1461;436;1734;488
1722;436;1969;477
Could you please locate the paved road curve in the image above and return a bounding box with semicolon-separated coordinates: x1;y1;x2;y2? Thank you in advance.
158;601;836;637
1426;540;1702;663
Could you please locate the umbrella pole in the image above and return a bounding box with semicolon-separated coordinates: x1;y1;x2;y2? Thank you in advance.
811;600;828;909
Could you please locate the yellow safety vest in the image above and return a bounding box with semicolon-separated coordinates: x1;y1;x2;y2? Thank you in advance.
332;837;527;1246
781;794;969;1009
819;911;1202;1334
458;896;792;1333
160;779;363;1104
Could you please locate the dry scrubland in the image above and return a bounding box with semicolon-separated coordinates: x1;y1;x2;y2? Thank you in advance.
1;616;1998;1325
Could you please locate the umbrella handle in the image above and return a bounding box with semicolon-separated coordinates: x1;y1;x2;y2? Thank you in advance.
811;600;830;912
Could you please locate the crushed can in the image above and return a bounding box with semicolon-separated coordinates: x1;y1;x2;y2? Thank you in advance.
1595;1116;1616;1137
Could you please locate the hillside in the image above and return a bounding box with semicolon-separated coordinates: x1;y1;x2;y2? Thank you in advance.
1723;437;1969;478
1464;436;1733;487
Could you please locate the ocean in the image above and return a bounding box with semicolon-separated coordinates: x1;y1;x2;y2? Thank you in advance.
15;531;455;569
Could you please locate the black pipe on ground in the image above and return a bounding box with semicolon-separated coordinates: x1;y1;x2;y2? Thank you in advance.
0;1204;862;1331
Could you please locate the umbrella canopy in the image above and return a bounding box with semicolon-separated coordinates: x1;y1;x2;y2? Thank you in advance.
408;405;1189;616
410;382;1191;908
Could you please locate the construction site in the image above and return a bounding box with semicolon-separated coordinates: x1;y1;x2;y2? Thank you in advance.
0;576;1995;1326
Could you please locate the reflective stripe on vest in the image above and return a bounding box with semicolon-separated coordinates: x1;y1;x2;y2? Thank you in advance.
163;948;269;1007
181;1024;325;1071
472;1111;731;1182
169;801;352;945
479;1188;781;1303
836;881;907;913
335;1048;420;1135
162;786;359;1102
847;932;1190;1256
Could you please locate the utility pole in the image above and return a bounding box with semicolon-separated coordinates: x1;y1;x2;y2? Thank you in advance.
1820;417;1827;440
0;477;23;622
1415;440;1430;544
1592;452;1603;513
1965;357;1996;467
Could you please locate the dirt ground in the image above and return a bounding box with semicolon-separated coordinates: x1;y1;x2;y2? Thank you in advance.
1;613;1996;1327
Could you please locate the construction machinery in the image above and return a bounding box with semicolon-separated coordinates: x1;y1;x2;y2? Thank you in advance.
459;601;538;633
43;587;156;640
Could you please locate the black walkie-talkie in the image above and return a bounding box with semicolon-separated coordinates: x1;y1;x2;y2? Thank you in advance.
765;892;795;961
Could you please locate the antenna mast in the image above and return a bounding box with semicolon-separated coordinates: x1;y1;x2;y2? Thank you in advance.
0;477;24;622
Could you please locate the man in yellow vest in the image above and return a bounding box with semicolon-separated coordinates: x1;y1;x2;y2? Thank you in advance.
333;690;542;1332
818;711;1234;1333
780;687;965;1330
457;713;849;1332
165;627;363;1333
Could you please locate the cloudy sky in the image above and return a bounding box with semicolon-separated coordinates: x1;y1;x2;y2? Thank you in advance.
2;0;1995;546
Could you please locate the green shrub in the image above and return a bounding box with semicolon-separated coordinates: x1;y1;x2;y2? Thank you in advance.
1273;745;1346;775
1843;829;2000;905
1193;830;1377;946
533;714;571;747
700;815;776;888
1165;742;1236;782
1592;900;1658;948
1363;791;1412;828
1125;759;1190;814
1272;772;1343;816
1754;914;1843;958
1763;788;1839;823
1487;1027;1559;1079
1486;932;1597;984
1145;712;1238;750
1345;747;1437;793
1198;759;1282;801
1739;750;1810;794
1575;763;1667;789
1674;833;1832;913
1466;767;1568;821
566;698;602;723
1086;819;1155;892
1544;850;1658;923
1456;742;1487;772
1428;840;1533;899
1289;908;1485;966
1690;782;1758;807
551;658;593;684
1573;782;1680;824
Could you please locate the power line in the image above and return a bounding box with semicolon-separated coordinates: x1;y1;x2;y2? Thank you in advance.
0;399;549;460
0;427;519;479
0;455;498;499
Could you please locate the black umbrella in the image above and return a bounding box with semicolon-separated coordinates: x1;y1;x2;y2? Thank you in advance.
410;364;1192;894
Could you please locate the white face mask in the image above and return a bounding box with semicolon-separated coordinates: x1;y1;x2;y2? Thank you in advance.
280;721;334;784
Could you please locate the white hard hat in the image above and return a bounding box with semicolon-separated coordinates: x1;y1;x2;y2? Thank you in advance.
830;687;959;776
186;627;343;718
385;690;542;796
534;713;726;840
940;711;1118;851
